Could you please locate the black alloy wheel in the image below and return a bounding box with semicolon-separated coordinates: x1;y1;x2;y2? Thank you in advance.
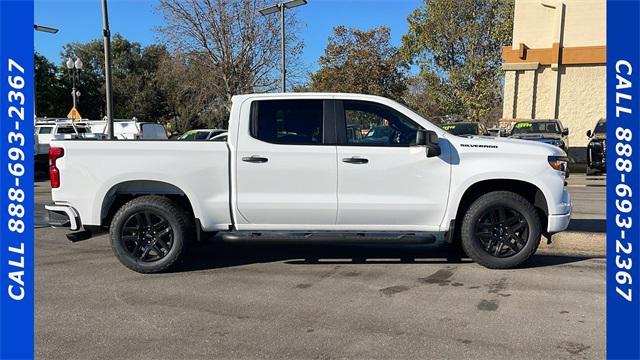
460;191;542;269
474;206;529;258
120;211;174;262
110;195;191;273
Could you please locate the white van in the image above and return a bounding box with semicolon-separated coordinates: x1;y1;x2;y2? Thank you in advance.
35;120;93;160
85;118;168;140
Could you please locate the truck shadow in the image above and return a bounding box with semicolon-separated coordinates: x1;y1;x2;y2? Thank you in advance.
176;241;595;273
567;218;606;233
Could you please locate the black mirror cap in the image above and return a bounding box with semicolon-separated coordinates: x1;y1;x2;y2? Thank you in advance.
427;144;442;158
426;130;439;145
586;129;592;138
563;128;569;136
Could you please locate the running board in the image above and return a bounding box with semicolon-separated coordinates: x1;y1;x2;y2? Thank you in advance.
220;231;438;244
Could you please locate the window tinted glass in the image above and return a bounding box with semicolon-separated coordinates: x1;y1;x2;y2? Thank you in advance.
343;101;418;146
195;131;210;140
252;100;323;145
594;121;606;134
511;121;560;135
57;126;88;134
442;123;479;136
38;126;53;134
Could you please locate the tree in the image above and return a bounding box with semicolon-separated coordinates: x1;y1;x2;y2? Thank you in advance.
401;0;514;123
34;52;66;118
60;34;173;122
157;0;304;128
311;26;408;100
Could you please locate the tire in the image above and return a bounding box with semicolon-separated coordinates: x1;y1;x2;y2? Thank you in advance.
110;195;192;273
460;191;541;269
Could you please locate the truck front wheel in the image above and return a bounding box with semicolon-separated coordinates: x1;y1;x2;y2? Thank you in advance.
110;196;192;273
460;191;541;269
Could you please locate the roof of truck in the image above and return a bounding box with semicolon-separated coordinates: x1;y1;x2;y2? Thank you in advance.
231;92;392;103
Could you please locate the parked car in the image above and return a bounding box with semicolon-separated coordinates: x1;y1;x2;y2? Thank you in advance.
209;132;228;142
509;119;569;151
441;122;490;137
586;118;606;175
34;120;92;166
177;129;227;141
85;118;168;140
46;93;571;273
487;127;502;137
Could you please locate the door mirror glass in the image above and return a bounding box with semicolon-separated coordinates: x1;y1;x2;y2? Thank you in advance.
586;129;592;138
563;128;569;136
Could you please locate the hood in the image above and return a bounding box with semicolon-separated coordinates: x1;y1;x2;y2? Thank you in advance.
591;133;606;140
446;134;566;157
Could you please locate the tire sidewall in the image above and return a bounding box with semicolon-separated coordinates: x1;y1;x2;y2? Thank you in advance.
461;193;541;268
110;201;185;273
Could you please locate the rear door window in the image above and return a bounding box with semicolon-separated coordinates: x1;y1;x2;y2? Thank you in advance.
251;100;324;145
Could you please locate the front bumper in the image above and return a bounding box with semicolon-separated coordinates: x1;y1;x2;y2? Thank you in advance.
45;203;81;231
547;213;571;233
547;189;572;233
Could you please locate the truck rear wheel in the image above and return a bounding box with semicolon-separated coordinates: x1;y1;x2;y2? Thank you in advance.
460;191;541;269
110;196;192;273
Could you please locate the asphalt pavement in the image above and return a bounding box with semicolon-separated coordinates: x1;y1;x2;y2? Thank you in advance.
35;174;606;360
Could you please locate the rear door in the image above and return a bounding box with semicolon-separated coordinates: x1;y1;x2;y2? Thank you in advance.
335;100;451;231
235;99;337;228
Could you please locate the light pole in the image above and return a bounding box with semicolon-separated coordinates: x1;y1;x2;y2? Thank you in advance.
65;57;83;110
258;0;307;93
33;24;59;119
101;0;115;139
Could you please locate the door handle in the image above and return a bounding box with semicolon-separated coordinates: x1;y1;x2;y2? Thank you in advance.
342;157;369;164
242;155;269;163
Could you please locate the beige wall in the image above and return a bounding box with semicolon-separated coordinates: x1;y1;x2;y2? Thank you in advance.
512;0;606;49
502;0;606;161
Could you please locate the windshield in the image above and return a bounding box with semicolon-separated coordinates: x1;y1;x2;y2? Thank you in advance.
594;121;606;134
57;126;88;134
442;123;478;136
511;121;560;135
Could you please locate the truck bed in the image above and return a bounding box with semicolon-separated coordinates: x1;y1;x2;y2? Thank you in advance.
50;140;232;231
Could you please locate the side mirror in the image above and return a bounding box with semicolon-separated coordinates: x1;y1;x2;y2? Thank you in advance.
563;128;569;136
425;130;441;158
586;130;592;138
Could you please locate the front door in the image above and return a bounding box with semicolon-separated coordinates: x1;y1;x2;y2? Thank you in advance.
335;100;451;231
235;99;337;229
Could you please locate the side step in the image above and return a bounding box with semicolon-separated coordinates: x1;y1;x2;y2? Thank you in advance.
220;231;438;244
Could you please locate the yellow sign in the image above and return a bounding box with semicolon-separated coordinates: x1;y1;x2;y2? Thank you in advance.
67;107;82;120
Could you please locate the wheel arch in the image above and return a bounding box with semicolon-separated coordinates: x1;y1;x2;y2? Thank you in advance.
448;179;549;241
100;180;196;227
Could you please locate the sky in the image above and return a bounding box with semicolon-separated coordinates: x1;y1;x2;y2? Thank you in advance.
34;0;422;78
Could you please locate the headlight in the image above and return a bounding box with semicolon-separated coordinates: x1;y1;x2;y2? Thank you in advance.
548;156;569;172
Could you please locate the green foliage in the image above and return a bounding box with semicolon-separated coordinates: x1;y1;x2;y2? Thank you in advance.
60;34;173;122
311;26;408;100
34;52;66;118
401;0;514;123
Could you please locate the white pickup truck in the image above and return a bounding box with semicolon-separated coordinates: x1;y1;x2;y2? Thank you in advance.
46;93;572;273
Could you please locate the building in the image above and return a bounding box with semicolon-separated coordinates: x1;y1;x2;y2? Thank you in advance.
501;0;606;162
